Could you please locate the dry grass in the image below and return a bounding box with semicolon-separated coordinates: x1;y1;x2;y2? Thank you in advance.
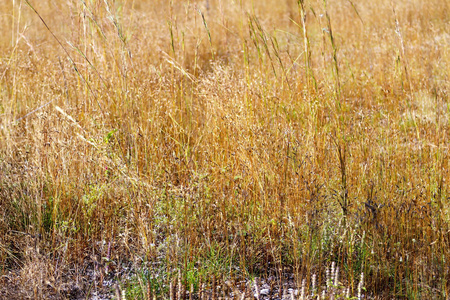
0;0;449;298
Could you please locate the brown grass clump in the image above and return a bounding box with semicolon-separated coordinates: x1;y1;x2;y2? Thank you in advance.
0;0;449;298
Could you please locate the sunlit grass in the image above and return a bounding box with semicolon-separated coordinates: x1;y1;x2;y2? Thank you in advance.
0;0;449;298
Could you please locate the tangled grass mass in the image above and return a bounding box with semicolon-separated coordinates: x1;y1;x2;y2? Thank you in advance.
0;0;449;299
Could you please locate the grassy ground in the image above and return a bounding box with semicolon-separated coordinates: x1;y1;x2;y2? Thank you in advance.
0;0;449;299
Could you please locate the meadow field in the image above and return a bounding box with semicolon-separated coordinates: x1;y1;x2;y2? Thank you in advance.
0;0;449;298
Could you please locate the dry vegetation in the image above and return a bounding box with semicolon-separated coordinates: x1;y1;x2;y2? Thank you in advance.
0;0;449;299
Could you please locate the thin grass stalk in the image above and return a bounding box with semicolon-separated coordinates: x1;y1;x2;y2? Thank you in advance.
322;0;341;105
297;0;317;92
390;1;420;140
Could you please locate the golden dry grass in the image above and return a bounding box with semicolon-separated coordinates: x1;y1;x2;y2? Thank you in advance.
0;0;449;298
